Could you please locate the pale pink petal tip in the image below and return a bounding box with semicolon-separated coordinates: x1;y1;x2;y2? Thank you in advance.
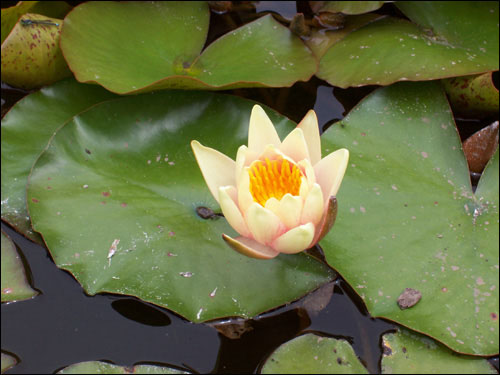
222;234;280;259
191;140;236;203
312;196;338;245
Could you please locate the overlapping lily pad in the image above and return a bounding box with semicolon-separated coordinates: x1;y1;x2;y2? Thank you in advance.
60;2;316;94
260;333;368;374
1;78;116;243
1;231;37;302
310;1;387;15
1;1;70;44
381;329;497;374
1;13;72;89
1;352;17;373
317;2;499;87
27;90;335;322
57;361;190;374
320;81;498;355
442;73;499;119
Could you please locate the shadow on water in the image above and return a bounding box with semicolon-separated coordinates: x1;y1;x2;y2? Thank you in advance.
1;222;397;374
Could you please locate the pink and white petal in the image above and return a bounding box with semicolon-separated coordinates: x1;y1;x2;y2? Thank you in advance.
272;223;315;254
280;128;310;163
299;177;309;200
237;167;254;213
297;110;321;166
222;234;280;259
300;183;324;225
312;196;338;245
219;186;250;237
248;105;281;155
191;140;236;203
277;193;303;229
235;145;258;181
298;159;316;188
264;197;281;216
245;202;283;245
314;148;349;206
257;144;295;165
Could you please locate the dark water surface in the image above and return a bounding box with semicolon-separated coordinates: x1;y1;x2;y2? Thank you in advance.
1;221;396;374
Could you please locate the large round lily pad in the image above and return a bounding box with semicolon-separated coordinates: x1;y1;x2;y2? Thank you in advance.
1;78;116;243
320;81;498;355
317;2;499;87
27;90;334;323
1;231;37;303
260;333;368;374
60;2;316;94
381;329;497;374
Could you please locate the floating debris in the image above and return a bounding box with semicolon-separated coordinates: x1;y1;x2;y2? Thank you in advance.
108;239;120;266
397;288;422;309
179;272;193;278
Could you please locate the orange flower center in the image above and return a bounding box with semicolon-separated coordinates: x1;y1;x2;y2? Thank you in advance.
249;158;302;206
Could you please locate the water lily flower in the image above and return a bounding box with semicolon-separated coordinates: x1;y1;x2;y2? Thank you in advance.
191;105;349;259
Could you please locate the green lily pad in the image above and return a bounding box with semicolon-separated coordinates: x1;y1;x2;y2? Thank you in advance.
1;352;18;373
442;73;499;119
57;361;190;374
311;1;387;15
1;1;71;44
1;78;116;243
317;2;499;88
260;333;368;374
60;2;316;94
381;329;497;374
1;13;72;89
320;81;498;355
1;231;37;302
27;90;334;323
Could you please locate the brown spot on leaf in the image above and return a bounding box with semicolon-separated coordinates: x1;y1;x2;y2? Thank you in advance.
491;313;498;321
397;288;422;309
196;206;216;219
31;198;39;203
102;192;110;197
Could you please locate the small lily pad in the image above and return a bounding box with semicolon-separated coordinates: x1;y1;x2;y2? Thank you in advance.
1;78;116;243
1;352;18;373
381;329;497;374
1;231;37;303
1;13;72;89
317;2;499;87
57;361;190;374
442;73;499;118
27;90;334;322
60;2;316;93
260;333;368;374
1;1;71;44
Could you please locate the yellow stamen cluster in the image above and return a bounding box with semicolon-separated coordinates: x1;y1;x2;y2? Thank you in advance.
249;158;302;206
